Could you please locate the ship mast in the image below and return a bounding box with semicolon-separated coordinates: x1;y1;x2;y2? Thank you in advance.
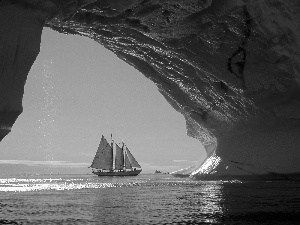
111;133;113;148
122;142;125;171
111;133;114;170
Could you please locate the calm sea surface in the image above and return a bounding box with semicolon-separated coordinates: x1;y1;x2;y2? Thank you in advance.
0;174;300;224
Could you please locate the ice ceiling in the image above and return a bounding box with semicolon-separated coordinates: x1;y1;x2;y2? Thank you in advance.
1;0;300;179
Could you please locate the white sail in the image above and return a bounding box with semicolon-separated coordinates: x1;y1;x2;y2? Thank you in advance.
114;144;124;170
125;148;141;168
124;151;132;169
90;135;113;170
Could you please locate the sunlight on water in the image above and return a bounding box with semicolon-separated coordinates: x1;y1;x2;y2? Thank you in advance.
1;175;300;224
0;177;143;192
200;182;224;223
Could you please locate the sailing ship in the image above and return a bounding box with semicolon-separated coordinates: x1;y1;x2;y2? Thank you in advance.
90;135;142;176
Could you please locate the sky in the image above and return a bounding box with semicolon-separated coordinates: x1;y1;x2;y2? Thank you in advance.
0;28;206;175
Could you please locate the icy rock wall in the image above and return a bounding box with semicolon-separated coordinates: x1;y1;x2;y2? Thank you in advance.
0;0;93;140
1;0;300;179
0;2;48;141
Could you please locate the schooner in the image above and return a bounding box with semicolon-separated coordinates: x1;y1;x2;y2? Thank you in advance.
90;135;142;176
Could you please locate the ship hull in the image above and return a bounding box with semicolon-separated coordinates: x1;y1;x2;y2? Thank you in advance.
92;170;142;176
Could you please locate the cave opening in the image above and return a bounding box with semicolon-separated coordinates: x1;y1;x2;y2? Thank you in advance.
0;27;206;175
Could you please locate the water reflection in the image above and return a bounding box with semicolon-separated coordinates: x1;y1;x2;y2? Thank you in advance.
172;181;225;224
92;179;226;224
1;175;300;224
0;176;142;192
198;182;224;223
91;178;300;224
219;181;300;224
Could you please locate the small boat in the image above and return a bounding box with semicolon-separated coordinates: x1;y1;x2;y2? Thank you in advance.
90;135;142;176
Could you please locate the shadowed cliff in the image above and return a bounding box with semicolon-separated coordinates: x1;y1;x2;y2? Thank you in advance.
1;0;300;180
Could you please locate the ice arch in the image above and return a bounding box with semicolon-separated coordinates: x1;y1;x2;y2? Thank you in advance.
1;0;300;180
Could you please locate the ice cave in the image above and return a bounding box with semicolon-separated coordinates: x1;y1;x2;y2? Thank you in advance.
0;0;300;180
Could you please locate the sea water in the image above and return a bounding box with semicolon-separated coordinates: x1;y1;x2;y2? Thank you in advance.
0;174;300;224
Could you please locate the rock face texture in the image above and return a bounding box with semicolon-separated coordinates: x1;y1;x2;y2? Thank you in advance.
1;0;300;180
0;2;49;141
